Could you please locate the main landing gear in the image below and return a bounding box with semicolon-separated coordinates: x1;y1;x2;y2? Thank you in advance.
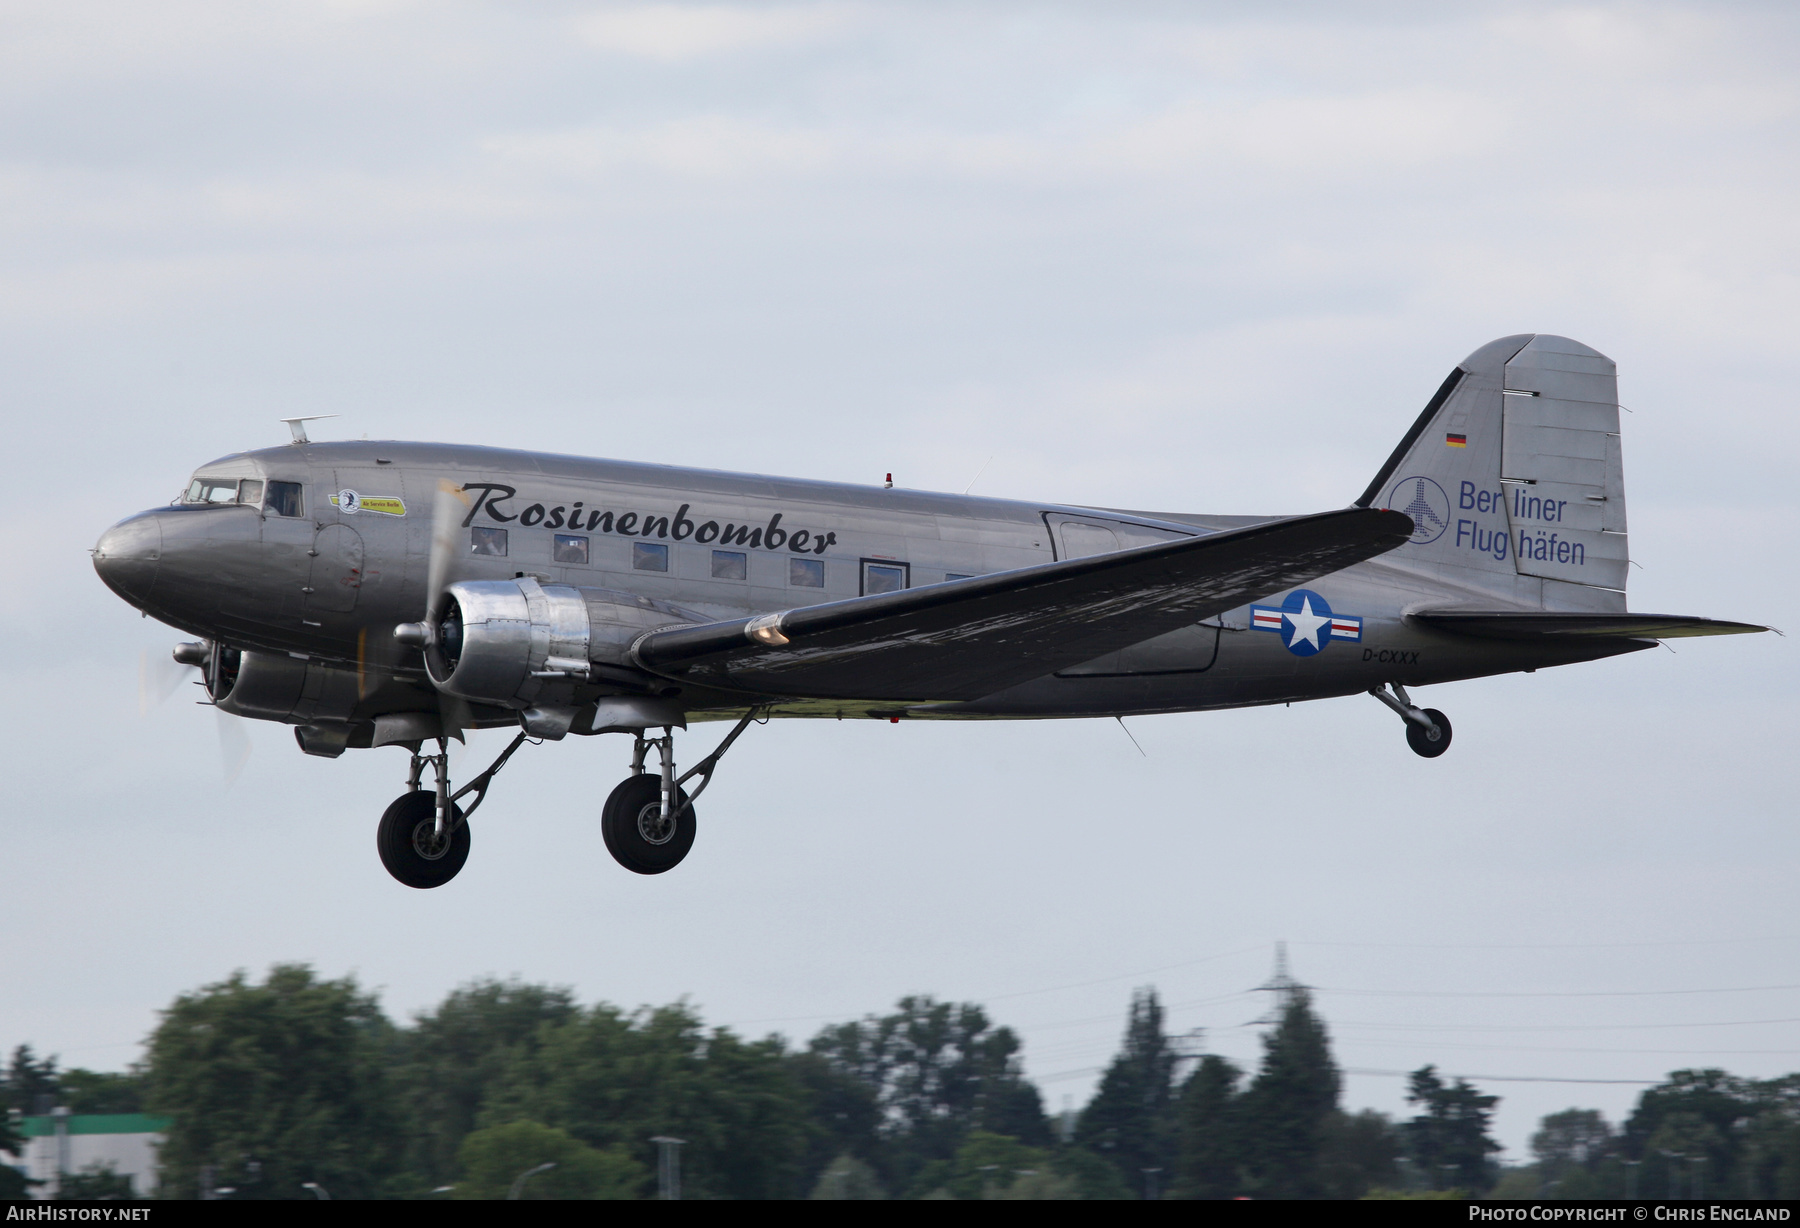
601;711;760;875
377;732;529;888
1370;682;1452;758
373;710;763;887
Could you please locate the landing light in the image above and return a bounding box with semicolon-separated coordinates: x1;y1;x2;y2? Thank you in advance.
745;614;789;646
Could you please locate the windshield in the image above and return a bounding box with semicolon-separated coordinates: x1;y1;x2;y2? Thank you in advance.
184;477;265;506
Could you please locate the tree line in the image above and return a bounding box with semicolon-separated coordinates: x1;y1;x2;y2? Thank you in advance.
3;964;1799;1199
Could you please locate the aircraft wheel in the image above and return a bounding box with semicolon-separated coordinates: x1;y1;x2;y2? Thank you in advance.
377;791;470;888
1406;709;1452;759
602;774;695;875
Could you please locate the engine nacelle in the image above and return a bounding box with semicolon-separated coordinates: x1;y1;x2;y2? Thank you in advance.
419;578;704;720
424;577;592;707
213;649;362;725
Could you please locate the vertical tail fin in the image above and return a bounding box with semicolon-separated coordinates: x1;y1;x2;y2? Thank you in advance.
1356;334;1628;610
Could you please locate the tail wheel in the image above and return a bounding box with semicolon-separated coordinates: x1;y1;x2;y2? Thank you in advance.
377;791;470;888
1406;709;1452;758
602;774;696;874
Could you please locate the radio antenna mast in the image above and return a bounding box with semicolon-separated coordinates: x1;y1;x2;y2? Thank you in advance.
278;416;337;445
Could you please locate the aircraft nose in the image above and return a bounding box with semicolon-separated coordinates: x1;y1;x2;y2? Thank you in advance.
93;512;163;607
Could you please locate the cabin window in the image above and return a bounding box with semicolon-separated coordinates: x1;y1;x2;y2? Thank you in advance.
711;550;747;580
1058;522;1120;559
861;561;909;595
789;558;824;587
237;479;264;506
634;542;669;572
266;480;304;517
470;527;508;557
553;534;589;565
185;477;241;505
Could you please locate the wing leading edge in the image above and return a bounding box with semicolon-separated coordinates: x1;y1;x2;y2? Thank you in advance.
632;507;1414;701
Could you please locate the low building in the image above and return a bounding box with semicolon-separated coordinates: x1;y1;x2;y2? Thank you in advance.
8;1111;169;1198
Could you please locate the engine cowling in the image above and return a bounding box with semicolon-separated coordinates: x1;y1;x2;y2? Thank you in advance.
213;649;362;725
424;577;590;705
419;578;703;715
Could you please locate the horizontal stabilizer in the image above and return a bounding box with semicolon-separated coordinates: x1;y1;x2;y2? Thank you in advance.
1409;610;1769;641
634;507;1414;701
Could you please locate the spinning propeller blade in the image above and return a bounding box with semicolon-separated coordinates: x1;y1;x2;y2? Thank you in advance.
426;479;471;620
216;708;252;786
138;647;194;715
356;622;413;701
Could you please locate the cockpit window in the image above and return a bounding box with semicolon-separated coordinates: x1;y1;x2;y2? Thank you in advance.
185;477;242;505
238;479;264;506
267;480;304;518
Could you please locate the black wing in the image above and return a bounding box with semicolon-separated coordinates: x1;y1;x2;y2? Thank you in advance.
632;507;1413;701
1408;610;1769;641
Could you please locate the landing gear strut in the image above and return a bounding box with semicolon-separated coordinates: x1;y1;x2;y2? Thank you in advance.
376;731;530;888
1370;683;1452;758
601;710;762;875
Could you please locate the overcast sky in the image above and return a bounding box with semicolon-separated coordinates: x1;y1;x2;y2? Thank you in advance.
3;0;1797;1161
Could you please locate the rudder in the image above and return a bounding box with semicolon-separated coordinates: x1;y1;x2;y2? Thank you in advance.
1356;334;1628;609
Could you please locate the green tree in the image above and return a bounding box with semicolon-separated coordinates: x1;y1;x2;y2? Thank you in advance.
1740;1089;1800;1200
485;1001;812;1199
1532;1108;1613;1171
1403;1066;1500;1193
143;964;401;1200
1238;988;1340;1198
1317;1109;1401;1198
392;979;579;1187
58;1069;146;1115
1532;1107;1614;1194
453;1120;643;1199
4;1045;60;1114
943;1130;1050;1200
1048;1146;1133;1200
808;1153;887;1199
0;1108;35;1200
1173;1054;1241;1198
1073;987;1179;1197
53;1161;138;1200
1621;1068;1781;1197
786;1047;882;1186
807;996;1050;1195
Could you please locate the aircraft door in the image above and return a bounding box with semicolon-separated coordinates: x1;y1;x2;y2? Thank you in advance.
308;524;365;612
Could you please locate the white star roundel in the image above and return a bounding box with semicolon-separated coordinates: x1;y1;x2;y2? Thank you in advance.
1249;589;1362;657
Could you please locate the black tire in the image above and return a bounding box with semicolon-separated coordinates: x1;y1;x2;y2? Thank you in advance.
377;791;470;888
1406;708;1452;758
601;774;696;875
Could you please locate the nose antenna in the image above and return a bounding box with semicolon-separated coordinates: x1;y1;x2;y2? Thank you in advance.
278;416;337;445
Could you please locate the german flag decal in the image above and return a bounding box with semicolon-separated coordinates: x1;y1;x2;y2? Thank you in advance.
1445;433;1467;448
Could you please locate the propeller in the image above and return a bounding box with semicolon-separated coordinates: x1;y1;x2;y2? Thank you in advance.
390;480;475;740
138;645;193;716
216;708;252;786
358;479;472;704
427;479;472;619
139;641;253;785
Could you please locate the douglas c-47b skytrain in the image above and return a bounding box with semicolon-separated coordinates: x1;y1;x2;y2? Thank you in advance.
93;335;1767;888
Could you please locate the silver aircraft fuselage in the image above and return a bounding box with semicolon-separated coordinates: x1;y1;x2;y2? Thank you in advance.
93;438;1640;729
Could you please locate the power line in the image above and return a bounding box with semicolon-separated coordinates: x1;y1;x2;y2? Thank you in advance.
1034;1062;1671;1088
1317;982;1800;1000
725;946;1267;1029
1327;1015;1800;1034
1293;936;1800;952
1342;1068;1659;1086
1338;1038;1800;1057
982;944;1268;1003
